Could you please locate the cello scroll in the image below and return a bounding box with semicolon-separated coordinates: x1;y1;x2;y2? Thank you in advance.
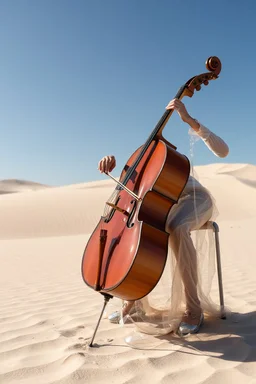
157;56;222;141
183;56;222;97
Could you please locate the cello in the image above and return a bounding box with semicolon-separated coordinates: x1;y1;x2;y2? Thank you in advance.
82;56;222;346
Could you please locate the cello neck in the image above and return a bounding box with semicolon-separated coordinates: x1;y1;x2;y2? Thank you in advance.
122;56;222;186
152;85;193;144
121;85;190;186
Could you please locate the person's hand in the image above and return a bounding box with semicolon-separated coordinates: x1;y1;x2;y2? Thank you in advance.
166;98;191;123
98;155;116;173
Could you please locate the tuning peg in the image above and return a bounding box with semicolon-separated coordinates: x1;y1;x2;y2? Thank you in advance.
196;85;201;91
203;80;209;86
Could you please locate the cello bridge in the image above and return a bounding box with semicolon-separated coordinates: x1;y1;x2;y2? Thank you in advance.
106;202;129;216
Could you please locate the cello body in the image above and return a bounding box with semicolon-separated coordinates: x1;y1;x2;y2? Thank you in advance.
81;56;222;303
82;140;190;300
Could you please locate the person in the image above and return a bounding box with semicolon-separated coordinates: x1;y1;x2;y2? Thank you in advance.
98;98;229;337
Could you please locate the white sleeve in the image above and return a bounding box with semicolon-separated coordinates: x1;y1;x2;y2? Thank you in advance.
193;121;229;158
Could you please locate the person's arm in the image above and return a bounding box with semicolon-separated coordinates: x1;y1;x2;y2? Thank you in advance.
166;99;229;158
186;117;229;158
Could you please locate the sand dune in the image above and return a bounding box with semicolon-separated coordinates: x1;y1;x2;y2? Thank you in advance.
217;164;256;188
0;179;50;195
0;163;255;384
0;180;114;239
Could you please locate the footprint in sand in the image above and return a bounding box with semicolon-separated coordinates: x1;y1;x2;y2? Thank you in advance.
60;325;85;338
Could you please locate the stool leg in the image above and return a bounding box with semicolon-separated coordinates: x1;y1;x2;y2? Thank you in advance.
212;222;226;319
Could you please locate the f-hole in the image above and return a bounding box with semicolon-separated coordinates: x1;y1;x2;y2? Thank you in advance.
127;200;137;228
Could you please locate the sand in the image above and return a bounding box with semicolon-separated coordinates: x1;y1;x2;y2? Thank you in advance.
0;163;255;384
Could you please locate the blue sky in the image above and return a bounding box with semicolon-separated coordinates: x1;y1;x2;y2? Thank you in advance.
1;0;256;186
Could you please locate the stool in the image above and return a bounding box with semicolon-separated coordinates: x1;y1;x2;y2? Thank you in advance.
199;221;226;319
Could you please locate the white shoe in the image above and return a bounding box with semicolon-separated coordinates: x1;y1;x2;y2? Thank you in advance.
178;312;204;337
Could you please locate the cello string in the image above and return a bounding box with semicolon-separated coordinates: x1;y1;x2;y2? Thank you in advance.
122;86;186;187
